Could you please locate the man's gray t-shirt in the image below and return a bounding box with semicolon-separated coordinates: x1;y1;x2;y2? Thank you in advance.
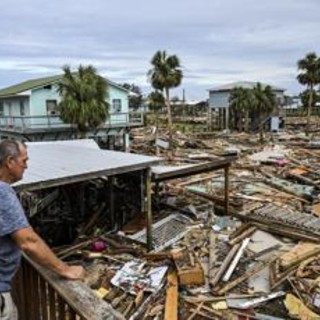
0;181;30;292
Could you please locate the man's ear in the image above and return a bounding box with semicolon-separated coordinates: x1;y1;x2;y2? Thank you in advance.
5;156;15;169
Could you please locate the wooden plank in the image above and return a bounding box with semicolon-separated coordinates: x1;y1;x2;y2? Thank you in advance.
39;277;48;320
48;286;57;320
313;203;320;217
208;231;217;287
224;165;230;215
279;242;320;269
152;158;235;182
210;243;241;289
217;256;278;295
57;295;66;320
164;270;178;320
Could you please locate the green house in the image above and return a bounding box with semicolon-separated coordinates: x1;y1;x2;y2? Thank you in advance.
0;74;143;147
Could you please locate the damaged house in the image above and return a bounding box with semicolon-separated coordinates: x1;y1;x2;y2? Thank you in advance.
0;74;143;149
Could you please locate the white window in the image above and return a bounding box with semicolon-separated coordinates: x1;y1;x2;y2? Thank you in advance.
112;99;122;112
46;100;59;115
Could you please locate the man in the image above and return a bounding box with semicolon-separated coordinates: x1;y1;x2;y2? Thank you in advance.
0;140;85;319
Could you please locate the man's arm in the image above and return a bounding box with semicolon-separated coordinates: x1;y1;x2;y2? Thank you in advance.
11;226;85;280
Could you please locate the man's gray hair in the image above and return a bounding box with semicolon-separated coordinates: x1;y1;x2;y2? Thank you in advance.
0;139;26;166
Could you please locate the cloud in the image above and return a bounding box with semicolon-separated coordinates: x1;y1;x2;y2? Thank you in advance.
0;0;320;99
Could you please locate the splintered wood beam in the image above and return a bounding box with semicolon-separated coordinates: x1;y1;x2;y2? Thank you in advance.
187;302;204;320
210;242;241;288
187;301;223;319
164;270;178;320
217;255;278;295
223;237;250;282
229;226;256;246
56;240;92;259
208;231;217;286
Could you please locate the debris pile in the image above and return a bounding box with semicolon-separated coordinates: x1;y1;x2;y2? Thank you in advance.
21;130;320;319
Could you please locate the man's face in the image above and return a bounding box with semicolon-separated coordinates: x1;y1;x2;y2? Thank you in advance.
7;144;29;183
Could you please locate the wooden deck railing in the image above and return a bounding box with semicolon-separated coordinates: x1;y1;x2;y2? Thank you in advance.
12;257;124;320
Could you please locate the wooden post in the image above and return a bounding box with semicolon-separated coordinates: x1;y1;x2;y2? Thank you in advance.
155;181;160;213
145;169;153;251
224;165;230;215
109;176;115;228
140;171;145;213
124;132;130;153
79;183;85;220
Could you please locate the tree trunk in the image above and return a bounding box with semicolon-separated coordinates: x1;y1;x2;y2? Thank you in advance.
306;86;313;137
245;110;249;133
259;127;264;143
259;114;264;143
165;88;173;158
155;110;160;156
238;112;243;132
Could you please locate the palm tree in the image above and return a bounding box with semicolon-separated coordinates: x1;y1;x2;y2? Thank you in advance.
252;83;276;143
297;52;320;136
148;50;183;154
148;91;165;155
57;65;109;138
229;87;253;132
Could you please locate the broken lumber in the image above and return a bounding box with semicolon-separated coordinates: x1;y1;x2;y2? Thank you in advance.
171;248;205;286
164;270;178;320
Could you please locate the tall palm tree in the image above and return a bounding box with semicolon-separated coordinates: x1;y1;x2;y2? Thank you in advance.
57;65;109;138
229;87;253;132
252;83;276;142
297;52;320;136
148;91;165;155
148;50;183;154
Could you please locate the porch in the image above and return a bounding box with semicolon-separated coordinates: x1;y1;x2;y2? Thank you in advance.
0;112;143;132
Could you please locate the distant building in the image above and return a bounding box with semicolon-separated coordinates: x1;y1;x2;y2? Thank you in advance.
208;81;286;110
208;81;286;131
0;74;143;148
282;95;302;109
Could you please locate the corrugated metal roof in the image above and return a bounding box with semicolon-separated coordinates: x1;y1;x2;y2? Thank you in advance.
28;139;100;150
209;81;285;92
14;142;161;191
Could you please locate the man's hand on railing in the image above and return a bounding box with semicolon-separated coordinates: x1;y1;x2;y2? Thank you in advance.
58;264;86;281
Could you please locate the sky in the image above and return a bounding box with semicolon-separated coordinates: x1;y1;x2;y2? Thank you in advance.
1;0;320;101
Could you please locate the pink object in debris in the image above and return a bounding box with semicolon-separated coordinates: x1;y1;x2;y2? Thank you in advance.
91;240;107;252
276;159;289;167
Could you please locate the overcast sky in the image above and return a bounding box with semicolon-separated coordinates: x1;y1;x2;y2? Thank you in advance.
1;0;320;100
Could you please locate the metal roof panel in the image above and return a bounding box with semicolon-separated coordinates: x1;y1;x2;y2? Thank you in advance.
14;142;161;191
